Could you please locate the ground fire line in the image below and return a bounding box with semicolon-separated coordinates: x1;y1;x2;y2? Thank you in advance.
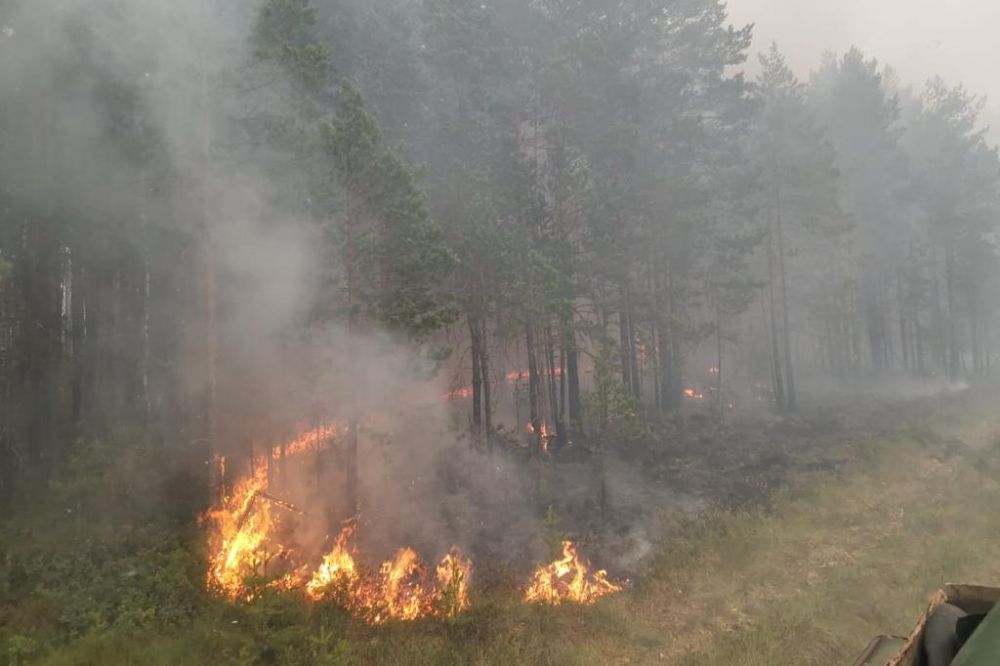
202;425;624;622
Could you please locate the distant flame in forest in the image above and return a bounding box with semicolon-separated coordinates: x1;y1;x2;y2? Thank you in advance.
444;386;474;401
202;425;471;623
507;367;563;382
527;421;553;451
273;424;339;460
526;422;552;438
524;541;623;605
684;388;704;400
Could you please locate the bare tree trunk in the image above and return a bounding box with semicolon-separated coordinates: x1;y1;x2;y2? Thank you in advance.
714;290;724;423
766;232;785;411
141;180;152;445
344;211;360;517
526;322;542;453
564;322;582;435
544;327;559;434
198;35;220;504
944;241;960;380
467;313;483;438
774;194;795;411
480;314;493;447
70;250;85;426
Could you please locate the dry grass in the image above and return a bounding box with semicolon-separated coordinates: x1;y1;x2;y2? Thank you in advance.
567;392;1000;665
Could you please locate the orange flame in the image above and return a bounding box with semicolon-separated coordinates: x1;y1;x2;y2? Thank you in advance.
524;541;623;605
305;523;359;600
527;421;553;452
444;386;474;401
507;368;563;382
306;526;472;624
272;424;338;461
526;422;552;438
204;462;275;600
683;388;704;400
203;425;472;623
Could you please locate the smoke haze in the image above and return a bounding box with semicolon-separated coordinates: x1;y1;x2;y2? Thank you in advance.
728;0;1000;141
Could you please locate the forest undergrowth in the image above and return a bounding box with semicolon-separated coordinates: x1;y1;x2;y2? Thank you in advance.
3;390;999;666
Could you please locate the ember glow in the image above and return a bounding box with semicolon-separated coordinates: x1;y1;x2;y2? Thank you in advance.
202;426;472;622
524;541;623;605
684;388;705;399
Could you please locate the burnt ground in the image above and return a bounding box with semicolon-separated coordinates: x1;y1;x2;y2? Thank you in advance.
443;386;978;585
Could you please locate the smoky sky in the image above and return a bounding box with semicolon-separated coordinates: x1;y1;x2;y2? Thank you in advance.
727;0;1000;141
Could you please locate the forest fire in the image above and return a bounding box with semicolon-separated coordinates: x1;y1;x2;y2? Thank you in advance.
527;421;554;451
205;427;622;622
524;541;623;605
202;426;471;622
526;421;551;438
684;388;705;400
444;386;474;400
273;424;339;460
306;528;472;624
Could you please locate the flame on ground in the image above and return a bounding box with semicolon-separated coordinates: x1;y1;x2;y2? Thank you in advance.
305;527;472;625
524;541;623;605
203;425;472;623
684;388;705;399
204;462;275;600
205;427;622;621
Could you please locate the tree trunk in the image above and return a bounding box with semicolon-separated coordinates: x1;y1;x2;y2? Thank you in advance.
564;322;582;435
467;312;483;438
774;194;795;411
479;314;493;447
766;231;785;411
544;327;559;436
198;44;220;503
944;241;960;380
714;291;724;423
526;322;541;453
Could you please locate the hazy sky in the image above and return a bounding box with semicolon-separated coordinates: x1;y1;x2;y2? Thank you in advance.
727;0;1000;138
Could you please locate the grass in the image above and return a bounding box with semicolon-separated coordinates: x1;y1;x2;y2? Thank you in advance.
4;393;1000;665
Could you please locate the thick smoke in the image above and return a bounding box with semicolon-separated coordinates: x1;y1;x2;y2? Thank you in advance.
0;0;609;574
